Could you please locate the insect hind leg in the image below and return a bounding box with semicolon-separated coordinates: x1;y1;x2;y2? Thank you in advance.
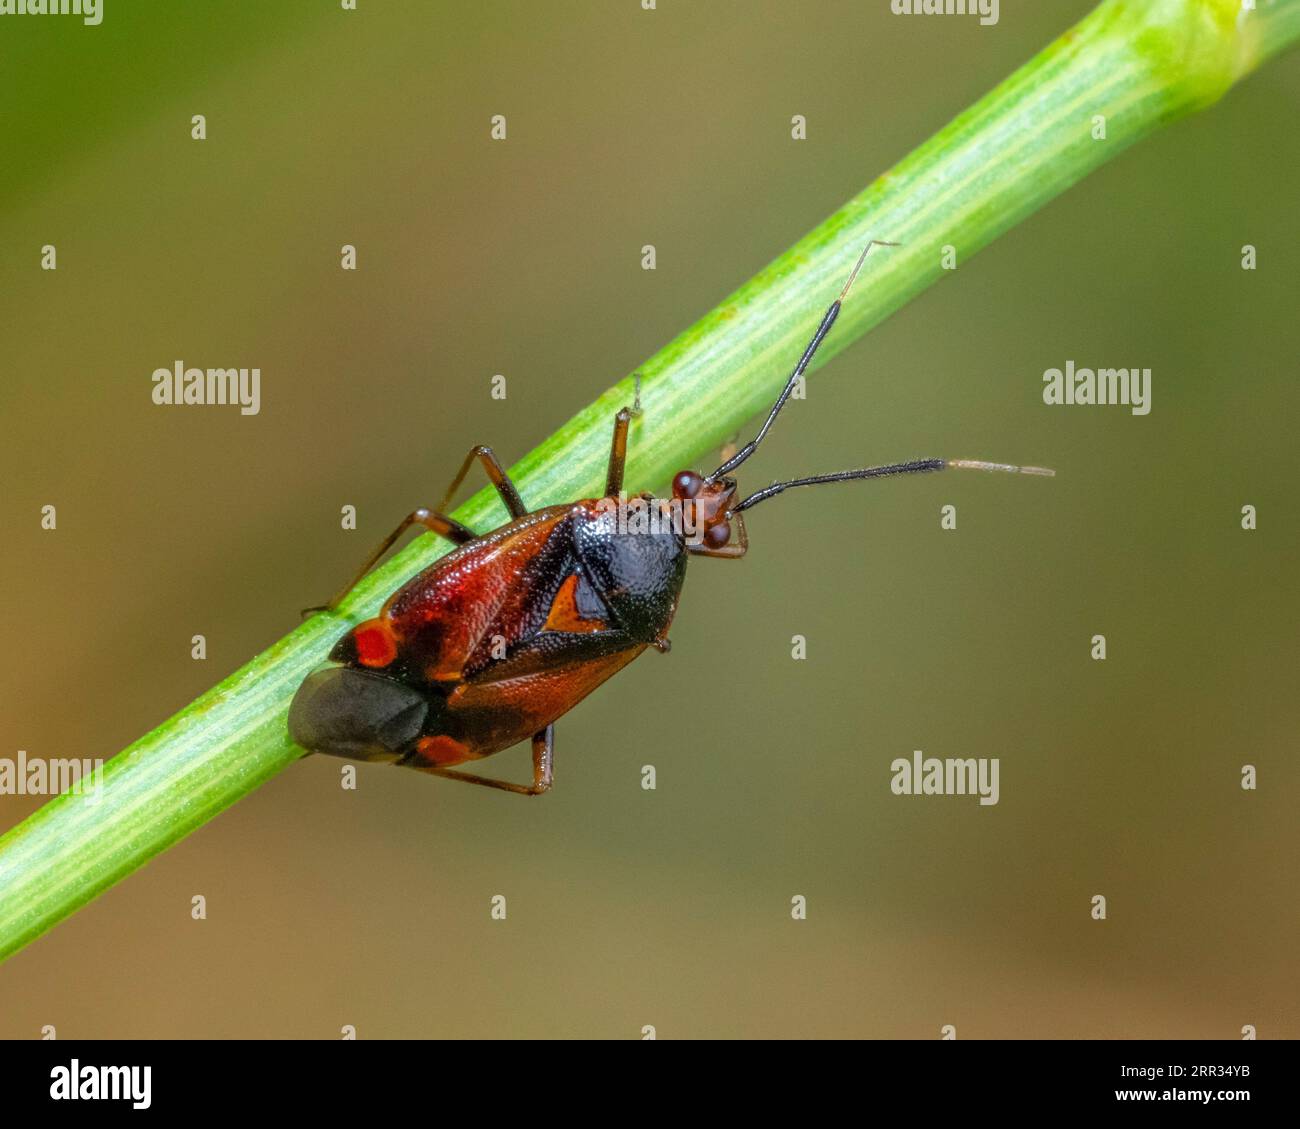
605;375;643;497
413;725;555;796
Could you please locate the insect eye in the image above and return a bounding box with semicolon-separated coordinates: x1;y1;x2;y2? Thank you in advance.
704;521;730;549
672;471;703;499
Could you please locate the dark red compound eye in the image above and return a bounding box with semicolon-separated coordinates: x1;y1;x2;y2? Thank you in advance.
703;521;731;549
672;470;703;499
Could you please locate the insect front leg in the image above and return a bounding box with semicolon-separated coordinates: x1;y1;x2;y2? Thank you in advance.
302;508;478;616
687;511;749;559
604;375;643;497
414;726;555;796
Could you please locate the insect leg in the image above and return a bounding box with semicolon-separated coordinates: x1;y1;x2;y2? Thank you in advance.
414;726;555;796
687;511;749;559
604;375;643;497
532;724;555;791
302;508;478;615
439;445;527;519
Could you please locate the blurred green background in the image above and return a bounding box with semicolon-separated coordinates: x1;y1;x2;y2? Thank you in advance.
1;1;1297;1039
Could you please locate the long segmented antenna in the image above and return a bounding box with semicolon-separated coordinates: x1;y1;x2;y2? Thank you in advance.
707;239;899;483
838;238;888;301
731;457;1054;514
946;459;1055;476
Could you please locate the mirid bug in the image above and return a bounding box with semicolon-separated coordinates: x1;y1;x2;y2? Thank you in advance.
288;242;1052;794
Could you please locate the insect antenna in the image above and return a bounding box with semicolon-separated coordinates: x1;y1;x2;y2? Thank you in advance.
730;458;1054;514
706;239;898;483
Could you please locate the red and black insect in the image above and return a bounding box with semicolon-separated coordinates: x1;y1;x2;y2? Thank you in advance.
288;242;1051;794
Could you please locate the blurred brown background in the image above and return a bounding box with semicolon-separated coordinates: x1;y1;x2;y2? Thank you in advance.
1;1;1296;1038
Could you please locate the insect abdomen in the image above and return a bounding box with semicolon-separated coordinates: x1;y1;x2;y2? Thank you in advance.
288;666;435;763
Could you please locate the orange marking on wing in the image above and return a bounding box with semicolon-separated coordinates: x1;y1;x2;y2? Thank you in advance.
416;735;472;767
353;622;397;668
425;659;464;683
543;573;604;634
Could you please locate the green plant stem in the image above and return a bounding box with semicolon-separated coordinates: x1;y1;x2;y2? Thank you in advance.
1;0;1295;962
